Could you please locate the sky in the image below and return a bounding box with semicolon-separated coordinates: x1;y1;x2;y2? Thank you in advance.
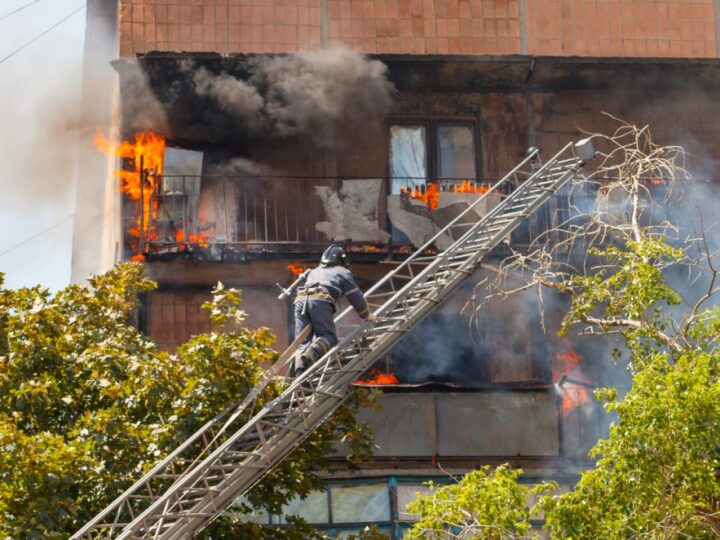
0;0;87;291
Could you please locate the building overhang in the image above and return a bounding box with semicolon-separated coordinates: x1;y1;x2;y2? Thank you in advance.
124;52;720;93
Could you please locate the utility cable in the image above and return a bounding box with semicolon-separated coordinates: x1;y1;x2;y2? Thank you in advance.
0;2;86;66
0;0;43;24
0;214;74;258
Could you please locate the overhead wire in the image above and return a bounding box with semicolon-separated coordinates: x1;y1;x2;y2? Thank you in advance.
0;0;43;24
0;1;86;66
0;214;74;258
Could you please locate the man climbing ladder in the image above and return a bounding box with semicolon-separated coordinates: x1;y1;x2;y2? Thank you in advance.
292;244;377;377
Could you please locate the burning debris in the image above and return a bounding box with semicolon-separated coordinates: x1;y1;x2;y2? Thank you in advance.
400;181;498;211
401;183;440;211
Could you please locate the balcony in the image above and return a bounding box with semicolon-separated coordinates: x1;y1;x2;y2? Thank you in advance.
127;174;587;261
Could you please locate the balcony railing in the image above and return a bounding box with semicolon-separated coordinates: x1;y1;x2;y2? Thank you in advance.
128;174;588;260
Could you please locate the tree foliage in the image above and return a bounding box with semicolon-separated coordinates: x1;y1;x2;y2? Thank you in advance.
0;264;375;539
404;466;551;539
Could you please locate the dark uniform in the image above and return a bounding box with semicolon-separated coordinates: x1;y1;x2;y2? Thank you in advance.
293;246;370;375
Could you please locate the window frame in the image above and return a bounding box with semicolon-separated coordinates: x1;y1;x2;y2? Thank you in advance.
387;116;482;187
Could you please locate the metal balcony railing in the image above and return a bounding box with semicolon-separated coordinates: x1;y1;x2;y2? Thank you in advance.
127;174;589;259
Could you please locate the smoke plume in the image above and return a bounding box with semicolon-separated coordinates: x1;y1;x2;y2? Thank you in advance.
206;157;274;176
192;66;265;129
186;48;395;147
117;61;169;135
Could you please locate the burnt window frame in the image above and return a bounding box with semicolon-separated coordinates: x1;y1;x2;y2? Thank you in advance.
387;116;482;188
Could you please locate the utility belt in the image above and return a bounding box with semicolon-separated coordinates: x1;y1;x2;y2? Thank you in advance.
296;284;338;303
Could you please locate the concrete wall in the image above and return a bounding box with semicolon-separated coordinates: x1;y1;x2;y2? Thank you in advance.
71;0;122;283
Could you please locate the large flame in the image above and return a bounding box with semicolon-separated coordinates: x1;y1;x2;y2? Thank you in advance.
355;368;399;385
94;130;166;259
95;130;208;257
553;342;591;417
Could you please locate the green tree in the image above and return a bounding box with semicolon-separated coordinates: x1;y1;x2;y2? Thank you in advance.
407;121;720;538
0;263;375;539
404;466;551;539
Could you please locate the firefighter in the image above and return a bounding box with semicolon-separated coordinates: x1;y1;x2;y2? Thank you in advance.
292;245;375;376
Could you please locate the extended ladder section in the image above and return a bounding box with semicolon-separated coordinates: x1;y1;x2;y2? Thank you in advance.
72;139;594;539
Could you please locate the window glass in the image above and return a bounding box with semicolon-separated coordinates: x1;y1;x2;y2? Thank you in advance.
330;482;390;523
277;490;329;524
396;483;432;522
437;125;476;181
390;125;427;194
229;496;271;524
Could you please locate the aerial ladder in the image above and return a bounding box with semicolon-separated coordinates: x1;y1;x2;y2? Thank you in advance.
72;139;595;539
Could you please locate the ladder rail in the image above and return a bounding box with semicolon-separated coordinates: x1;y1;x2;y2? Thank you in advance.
73;141;590;539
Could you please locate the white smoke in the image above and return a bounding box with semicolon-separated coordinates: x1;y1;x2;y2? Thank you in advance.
0;2;87;290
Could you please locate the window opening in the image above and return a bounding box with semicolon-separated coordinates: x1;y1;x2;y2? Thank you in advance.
437;124;477;182
389;120;478;192
389;125;427;194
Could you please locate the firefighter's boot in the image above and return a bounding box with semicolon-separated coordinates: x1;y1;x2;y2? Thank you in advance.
299;338;331;366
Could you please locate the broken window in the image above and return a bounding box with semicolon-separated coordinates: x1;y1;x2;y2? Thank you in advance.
389;125;427;194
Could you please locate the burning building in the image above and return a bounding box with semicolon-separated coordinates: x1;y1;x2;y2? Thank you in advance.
73;1;720;537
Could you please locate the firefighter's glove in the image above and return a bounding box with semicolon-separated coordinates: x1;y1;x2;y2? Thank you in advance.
366;314;378;324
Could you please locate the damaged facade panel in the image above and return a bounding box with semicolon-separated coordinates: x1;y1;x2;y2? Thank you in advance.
357;392;560;458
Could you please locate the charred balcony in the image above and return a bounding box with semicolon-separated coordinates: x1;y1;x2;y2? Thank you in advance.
123;173;599;262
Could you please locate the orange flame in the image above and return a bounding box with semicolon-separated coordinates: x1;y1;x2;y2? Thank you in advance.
94;130;166;257
401;181;496;210
553;342;591;417
449;180;491;194
355;368;399;385
288;263;309;276
347;244;386;253
401;183;440;211
175;229;208;249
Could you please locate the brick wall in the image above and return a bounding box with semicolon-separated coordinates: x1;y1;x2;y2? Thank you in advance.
527;0;717;57
147;290;212;350
146;287;290;351
119;0;719;59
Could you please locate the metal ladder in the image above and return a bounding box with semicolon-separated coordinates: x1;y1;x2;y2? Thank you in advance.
72;139;593;540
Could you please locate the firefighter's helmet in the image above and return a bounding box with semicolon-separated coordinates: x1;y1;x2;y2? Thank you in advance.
320;245;349;267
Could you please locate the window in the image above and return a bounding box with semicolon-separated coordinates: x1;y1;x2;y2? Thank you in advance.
389;125;427;194
437;125;476;180
389;120;478;194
